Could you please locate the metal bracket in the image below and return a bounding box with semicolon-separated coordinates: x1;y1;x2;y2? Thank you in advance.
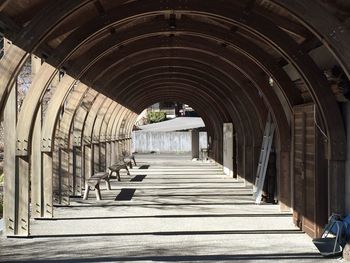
92;135;99;144
16;139;28;156
73;136;81;146
41;138;52;152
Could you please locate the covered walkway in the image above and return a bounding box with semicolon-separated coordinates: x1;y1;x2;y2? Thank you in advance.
2;0;350;260
0;155;335;262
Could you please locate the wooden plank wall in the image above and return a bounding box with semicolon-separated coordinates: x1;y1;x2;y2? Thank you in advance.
293;103;328;238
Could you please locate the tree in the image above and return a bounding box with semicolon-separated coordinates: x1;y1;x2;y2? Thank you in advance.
147;112;167;123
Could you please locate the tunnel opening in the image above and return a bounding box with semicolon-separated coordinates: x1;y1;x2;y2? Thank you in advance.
132;101;208;156
1;1;350;260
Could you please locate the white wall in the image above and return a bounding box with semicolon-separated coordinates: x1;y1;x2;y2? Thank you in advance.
132;131;207;153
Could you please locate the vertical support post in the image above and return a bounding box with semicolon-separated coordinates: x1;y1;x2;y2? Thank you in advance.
68;135;74;197
244;145;254;186
84;145;92;179
223;123;234;176
278;150;291;212
232;133;238;177
342;102;350;214
111;141;117;164
31;105;42;218
106;142;111;168
328;160;345;215
71;146;76;196
42;152;53;217
236;142;245;181
31;55;42;218
116;141;122;161
73;147;83;196
52;148;60;204
100;142;106;171
16;156;30;235
191;129;199;159
128;138;132;154
60;148;70;204
3;82;17;236
93;143;99;173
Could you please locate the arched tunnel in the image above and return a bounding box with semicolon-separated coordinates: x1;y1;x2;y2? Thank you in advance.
0;0;350;249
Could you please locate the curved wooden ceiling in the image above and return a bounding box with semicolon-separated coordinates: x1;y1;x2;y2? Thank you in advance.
0;0;349;158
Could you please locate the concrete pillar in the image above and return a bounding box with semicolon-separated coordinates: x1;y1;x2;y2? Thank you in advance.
191;129;199;159
223;123;234;176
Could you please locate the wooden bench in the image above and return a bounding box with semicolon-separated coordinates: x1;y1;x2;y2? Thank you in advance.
109;162;130;181
123;155;136;169
122;151;137;169
83;172;110;200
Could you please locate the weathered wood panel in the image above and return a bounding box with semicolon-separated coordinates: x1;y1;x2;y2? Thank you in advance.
3;82;17;236
293;103;327;238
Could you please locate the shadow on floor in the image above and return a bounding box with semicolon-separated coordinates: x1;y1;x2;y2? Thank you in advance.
138;165;150;169
115;189;136;201
29;229;303;238
34;213;293;221
1;252;325;262
130;175;147;182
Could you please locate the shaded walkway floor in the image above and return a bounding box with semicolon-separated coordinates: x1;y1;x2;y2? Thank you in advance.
0;154;339;262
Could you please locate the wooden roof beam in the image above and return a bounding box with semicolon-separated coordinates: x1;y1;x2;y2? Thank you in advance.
254;6;312;41
0;12;21;37
0;0;10;12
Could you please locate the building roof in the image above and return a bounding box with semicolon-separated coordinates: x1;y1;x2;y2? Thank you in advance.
137;117;205;132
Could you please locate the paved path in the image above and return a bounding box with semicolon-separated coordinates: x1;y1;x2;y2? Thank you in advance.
0;154;341;262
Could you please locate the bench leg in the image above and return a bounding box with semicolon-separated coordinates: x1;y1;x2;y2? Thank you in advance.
83;183;90;200
125;166;130;176
110;170;118;181
95;184;102;200
105;179;111;190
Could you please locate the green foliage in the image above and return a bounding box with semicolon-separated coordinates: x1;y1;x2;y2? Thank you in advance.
147;111;167;123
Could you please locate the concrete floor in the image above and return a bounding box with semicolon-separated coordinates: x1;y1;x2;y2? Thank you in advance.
0;154;341;262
